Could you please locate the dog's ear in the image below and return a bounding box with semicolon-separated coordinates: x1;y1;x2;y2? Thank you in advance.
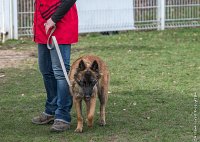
78;60;86;71
90;60;99;73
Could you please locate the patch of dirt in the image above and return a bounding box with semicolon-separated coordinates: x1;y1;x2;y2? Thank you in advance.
0;49;37;69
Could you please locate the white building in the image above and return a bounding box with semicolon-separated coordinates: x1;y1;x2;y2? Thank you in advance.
0;0;18;42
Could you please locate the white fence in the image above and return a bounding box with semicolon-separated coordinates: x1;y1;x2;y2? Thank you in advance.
77;0;134;33
165;0;200;28
134;0;200;30
0;0;200;41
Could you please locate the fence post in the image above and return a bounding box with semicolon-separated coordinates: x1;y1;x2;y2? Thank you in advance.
157;0;165;30
12;0;18;39
1;0;6;43
9;0;13;39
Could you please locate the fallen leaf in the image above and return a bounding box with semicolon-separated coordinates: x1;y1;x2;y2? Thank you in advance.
0;75;5;78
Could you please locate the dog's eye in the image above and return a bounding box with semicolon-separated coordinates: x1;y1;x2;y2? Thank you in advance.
78;80;84;86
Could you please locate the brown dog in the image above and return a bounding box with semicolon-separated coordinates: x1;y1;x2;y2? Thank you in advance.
69;55;109;133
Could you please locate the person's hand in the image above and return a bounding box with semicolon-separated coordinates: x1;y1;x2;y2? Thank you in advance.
44;18;55;34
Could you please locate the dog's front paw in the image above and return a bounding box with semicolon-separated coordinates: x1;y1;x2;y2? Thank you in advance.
75;127;83;133
87;123;93;128
99;120;106;126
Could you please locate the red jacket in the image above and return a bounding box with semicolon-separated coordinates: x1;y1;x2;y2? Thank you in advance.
33;0;78;44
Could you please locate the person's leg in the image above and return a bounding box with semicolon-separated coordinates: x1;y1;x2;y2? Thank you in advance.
32;44;58;124
49;44;72;131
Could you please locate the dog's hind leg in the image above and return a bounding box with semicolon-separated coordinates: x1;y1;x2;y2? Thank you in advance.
98;87;108;126
74;98;83;133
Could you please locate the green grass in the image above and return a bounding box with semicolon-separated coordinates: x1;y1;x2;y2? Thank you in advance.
0;28;199;142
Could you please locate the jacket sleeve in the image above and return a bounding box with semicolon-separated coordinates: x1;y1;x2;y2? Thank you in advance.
51;0;77;23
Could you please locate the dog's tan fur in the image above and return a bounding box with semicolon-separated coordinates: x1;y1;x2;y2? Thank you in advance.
69;55;109;133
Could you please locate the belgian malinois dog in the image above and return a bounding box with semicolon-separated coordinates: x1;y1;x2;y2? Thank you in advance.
69;55;109;133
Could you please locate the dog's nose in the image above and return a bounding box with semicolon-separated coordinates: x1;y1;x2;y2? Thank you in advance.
85;96;90;101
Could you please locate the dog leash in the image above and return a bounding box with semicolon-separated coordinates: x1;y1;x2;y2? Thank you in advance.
47;25;72;87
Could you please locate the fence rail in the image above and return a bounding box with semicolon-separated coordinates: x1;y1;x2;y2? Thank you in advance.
16;0;200;37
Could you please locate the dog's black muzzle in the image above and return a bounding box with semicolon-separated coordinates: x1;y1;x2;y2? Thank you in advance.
84;95;91;101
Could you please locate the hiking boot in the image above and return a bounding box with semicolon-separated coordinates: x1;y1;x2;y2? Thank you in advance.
50;120;70;132
32;112;54;125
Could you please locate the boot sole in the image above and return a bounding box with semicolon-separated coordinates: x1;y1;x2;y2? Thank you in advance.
32;118;54;125
50;126;70;132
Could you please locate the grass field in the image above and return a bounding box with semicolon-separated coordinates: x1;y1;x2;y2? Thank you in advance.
0;28;199;142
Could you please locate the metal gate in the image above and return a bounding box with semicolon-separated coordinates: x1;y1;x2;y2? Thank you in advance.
165;0;200;28
134;0;159;29
17;0;34;36
134;0;200;30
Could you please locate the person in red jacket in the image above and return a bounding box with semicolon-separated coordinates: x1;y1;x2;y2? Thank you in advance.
32;0;78;132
